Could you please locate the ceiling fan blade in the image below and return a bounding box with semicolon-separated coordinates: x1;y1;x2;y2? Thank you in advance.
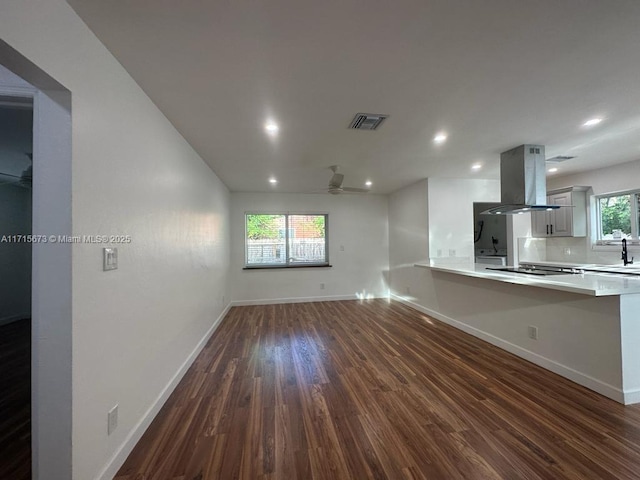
341;187;370;193
329;173;344;188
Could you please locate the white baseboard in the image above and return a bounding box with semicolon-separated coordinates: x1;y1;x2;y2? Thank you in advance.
391;294;626;404
231;293;388;307
95;302;232;480
624;389;640;405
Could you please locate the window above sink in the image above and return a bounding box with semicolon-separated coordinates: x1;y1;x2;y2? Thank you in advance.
595;189;640;246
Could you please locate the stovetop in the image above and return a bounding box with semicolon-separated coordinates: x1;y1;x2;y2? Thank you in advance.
486;267;573;276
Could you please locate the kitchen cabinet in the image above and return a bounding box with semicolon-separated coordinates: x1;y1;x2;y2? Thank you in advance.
531;187;587;237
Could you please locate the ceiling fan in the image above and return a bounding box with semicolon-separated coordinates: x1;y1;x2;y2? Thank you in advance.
323;165;370;195
0;153;32;190
0;169;32;190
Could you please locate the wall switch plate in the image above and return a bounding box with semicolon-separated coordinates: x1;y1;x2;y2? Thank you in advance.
107;404;118;435
528;326;538;340
103;248;118;271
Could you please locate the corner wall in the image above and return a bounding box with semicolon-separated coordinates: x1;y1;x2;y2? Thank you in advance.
388;179;429;298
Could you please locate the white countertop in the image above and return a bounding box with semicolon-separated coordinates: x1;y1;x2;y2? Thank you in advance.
415;262;640;297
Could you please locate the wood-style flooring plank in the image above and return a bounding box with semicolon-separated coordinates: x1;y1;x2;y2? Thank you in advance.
0;318;31;480
115;300;640;479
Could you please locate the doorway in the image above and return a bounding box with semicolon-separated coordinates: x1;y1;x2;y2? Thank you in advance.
1;41;73;480
0;96;33;479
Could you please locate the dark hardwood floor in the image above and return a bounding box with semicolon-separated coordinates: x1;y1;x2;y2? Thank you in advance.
116;300;640;479
0;318;31;480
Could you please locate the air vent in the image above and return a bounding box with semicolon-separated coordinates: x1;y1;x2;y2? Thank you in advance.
546;155;576;163
348;113;388;130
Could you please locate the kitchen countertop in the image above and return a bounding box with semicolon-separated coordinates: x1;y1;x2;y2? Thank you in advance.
414;262;640;297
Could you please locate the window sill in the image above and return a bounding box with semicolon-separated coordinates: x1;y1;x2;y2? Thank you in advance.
243;264;332;270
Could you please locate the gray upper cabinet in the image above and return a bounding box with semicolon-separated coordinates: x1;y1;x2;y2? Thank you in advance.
531;187;587;237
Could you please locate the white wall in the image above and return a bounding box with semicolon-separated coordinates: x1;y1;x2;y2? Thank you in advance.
389;177;500;293
427;178;500;264
0;2;230;479
548;158;640;195
0;106;32;324
230;192;389;303
388;179;429;298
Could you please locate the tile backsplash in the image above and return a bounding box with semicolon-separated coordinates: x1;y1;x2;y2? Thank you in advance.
518;237;629;266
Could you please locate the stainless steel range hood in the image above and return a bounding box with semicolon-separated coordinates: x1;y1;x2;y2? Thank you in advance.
482;144;560;215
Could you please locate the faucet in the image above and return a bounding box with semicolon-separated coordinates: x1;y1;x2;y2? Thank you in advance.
622;238;634;266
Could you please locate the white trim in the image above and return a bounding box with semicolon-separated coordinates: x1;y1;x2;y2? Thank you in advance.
623;389;640;405
95;303;232;480
231;294;389;307
390;293;626;404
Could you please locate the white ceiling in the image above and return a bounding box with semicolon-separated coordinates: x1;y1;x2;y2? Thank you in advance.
67;0;640;194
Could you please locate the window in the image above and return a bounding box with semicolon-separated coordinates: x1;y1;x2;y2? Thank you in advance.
596;190;640;244
245;213;329;267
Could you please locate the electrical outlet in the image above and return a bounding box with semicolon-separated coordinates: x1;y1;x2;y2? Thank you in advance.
528;326;538;340
320;283;325;290
437;249;442;257
405;286;410;295
563;247;571;255
222;295;226;305
340;245;345;251
108;404;118;435
449;249;456;257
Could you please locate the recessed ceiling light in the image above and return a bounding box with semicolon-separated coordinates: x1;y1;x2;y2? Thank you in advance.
433;132;448;144
547;167;558;173
583;118;603;127
471;163;482;171
264;121;279;135
365;180;372;187
268;177;277;184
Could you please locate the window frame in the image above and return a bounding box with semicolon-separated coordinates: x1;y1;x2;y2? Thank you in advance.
244;212;330;269
594;189;640;246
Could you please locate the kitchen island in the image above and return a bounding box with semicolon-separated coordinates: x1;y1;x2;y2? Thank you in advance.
395;262;640;404
419;262;640;296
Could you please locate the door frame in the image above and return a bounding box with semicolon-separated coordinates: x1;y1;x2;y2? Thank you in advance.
0;41;73;480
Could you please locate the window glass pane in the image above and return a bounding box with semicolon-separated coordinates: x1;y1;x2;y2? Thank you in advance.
287;215;327;264
599;195;632;240
246;214;286;265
